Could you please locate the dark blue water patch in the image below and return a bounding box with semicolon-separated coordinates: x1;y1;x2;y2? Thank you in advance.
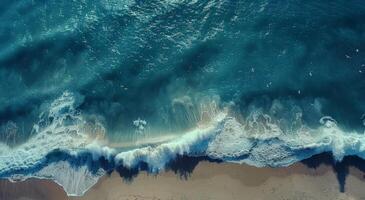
165;155;222;180
116;153;365;193
0;149;115;180
302;153;365;193
0;150;223;185
1;0;365;142
2;147;365;194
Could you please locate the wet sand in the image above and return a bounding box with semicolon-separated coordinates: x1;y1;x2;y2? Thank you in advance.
1;161;365;200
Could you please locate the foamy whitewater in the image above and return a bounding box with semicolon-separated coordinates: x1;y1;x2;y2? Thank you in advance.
1;0;365;196
0;92;364;196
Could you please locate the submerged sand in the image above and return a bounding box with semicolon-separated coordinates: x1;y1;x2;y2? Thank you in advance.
1;162;365;200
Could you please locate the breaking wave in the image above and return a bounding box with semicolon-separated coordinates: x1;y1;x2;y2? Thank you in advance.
1;0;365;197
1;92;365;196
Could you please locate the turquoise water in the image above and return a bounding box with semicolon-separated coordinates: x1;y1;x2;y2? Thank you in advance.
1;0;365;196
1;0;365;143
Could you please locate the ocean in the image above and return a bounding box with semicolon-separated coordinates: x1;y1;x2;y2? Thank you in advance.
1;0;365;196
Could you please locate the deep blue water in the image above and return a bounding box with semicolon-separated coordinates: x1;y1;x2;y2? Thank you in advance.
1;1;365;143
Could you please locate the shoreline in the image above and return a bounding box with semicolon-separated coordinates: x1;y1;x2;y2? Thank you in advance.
2;157;365;200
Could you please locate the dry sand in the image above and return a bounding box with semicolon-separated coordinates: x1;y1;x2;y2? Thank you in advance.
1;162;365;200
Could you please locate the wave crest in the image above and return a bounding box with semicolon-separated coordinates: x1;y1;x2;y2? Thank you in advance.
1;92;365;196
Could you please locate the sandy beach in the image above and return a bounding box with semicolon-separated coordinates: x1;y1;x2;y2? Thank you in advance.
1;159;365;200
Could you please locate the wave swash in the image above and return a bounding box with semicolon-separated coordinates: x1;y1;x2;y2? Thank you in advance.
1;0;365;197
0;92;364;196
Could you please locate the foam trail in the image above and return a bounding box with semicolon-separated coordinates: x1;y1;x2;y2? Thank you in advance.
2;0;365;197
112;115;365;171
1;92;365;196
0;92;96;195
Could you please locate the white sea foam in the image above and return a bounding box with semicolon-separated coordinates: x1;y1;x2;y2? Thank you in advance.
0;92;93;195
1;92;365;196
114;112;226;172
34;161;105;196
